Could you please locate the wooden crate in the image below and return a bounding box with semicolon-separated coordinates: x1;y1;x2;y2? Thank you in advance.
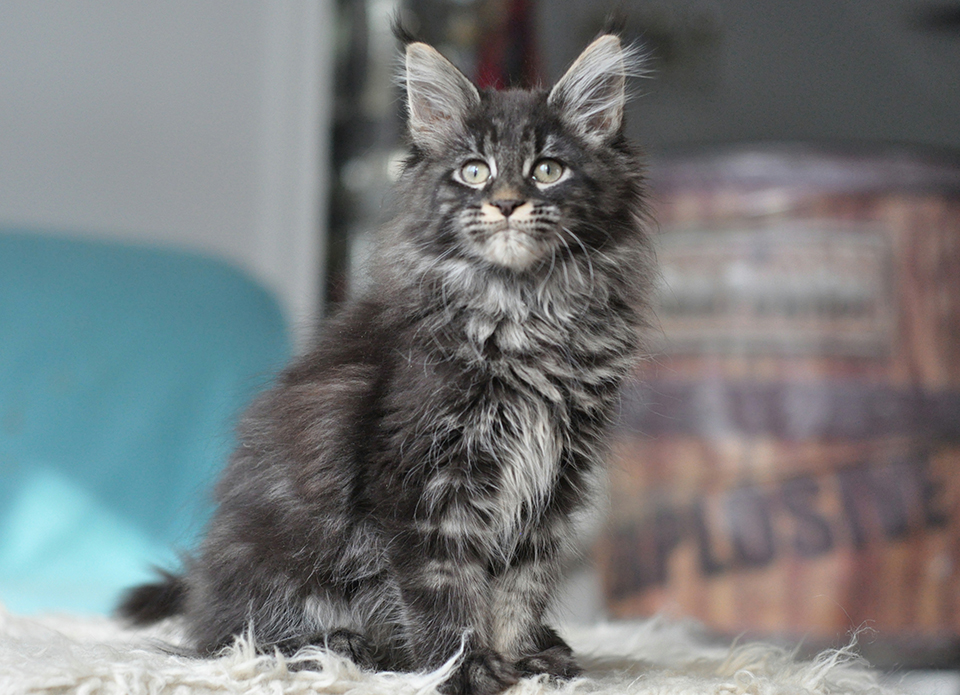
600;146;960;651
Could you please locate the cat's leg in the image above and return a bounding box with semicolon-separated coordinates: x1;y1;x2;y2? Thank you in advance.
389;528;519;695
488;535;582;681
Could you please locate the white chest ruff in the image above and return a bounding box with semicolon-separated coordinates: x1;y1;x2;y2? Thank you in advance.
492;396;562;531
453;274;610;536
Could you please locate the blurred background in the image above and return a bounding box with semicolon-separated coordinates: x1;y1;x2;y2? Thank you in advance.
0;0;958;687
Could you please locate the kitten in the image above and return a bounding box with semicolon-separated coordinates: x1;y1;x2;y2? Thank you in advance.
120;33;652;695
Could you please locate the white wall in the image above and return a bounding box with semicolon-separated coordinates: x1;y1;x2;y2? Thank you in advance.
0;1;333;342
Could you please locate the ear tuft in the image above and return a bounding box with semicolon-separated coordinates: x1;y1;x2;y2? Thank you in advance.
404;43;479;152
391;13;419;46
548;35;643;144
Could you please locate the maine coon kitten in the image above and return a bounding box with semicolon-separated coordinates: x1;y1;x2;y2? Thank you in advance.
120;33;652;695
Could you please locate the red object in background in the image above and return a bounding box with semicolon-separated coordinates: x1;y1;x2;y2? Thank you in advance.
475;0;541;90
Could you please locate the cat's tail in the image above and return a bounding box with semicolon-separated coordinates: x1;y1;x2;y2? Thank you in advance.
116;569;188;625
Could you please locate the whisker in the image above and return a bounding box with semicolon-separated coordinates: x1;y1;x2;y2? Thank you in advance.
570;221;625;269
537;243;559;303
561;226;595;289
555;233;573;288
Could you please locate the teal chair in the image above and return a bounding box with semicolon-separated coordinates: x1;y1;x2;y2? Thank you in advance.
0;231;291;614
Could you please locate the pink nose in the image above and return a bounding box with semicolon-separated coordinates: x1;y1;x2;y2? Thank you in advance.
490;199;525;217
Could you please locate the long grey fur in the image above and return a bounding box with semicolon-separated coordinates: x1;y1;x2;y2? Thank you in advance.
119;33;654;695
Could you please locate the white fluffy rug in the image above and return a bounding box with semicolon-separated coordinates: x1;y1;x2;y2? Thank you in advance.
0;605;896;695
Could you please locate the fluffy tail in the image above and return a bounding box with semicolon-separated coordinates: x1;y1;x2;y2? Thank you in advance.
116;569;188;625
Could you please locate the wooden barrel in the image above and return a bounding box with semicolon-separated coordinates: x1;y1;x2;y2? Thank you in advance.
600;145;960;653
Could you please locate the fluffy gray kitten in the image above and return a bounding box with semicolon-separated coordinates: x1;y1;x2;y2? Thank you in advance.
120;33;653;695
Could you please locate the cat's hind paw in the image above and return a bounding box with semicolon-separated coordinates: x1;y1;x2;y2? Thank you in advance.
277;628;379;671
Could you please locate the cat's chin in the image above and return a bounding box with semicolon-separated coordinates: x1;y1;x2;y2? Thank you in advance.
475;229;547;271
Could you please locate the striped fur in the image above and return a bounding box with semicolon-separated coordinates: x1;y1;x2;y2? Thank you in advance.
119;34;653;695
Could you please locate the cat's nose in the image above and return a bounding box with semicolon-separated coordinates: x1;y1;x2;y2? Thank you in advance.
490;199;525;217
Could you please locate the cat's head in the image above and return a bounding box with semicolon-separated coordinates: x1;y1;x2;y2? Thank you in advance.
397;35;646;275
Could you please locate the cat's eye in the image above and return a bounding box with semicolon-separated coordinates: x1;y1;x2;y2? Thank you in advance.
459;160;491;186
531;158;565;185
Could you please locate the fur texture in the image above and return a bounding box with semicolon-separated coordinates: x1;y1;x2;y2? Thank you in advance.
119;34;654;695
0;608;900;695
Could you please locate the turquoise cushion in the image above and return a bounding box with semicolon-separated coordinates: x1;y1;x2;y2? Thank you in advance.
0;231;291;614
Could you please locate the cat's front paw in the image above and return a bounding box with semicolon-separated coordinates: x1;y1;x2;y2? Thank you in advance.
515;626;582;681
441;648;519;695
515;645;582;681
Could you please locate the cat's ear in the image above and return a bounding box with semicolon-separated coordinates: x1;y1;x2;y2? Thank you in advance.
404;42;480;152
548;35;630;144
